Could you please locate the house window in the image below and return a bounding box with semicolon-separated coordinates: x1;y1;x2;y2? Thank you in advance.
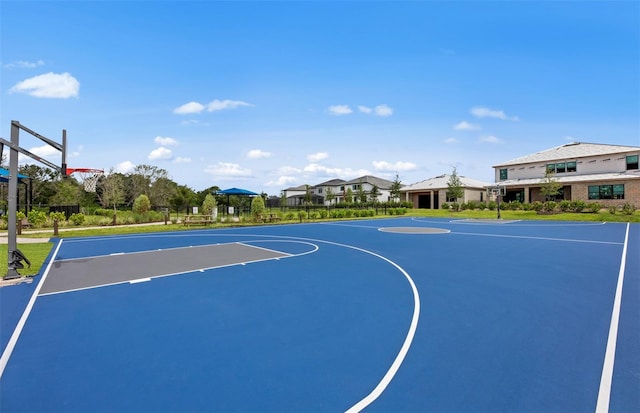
499;168;508;180
627;155;639;170
555;162;566;173
340;186;345;192
317;188;323;194
546;164;555;173
588;184;625;200
352;184;360;190
566;161;577;172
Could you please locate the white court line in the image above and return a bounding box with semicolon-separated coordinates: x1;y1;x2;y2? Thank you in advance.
595;223;630;413
0;239;64;379
452;231;623;245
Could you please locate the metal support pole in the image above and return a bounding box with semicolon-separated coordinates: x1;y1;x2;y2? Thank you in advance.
6;122;21;279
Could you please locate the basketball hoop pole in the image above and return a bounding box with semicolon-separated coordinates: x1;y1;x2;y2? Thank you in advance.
1;121;66;280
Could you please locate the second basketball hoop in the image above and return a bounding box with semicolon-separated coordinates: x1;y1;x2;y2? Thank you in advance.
66;168;105;192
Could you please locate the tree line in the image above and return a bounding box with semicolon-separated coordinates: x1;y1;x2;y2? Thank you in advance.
2;163;257;214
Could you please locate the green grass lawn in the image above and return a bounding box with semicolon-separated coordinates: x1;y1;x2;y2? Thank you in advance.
0;243;54;277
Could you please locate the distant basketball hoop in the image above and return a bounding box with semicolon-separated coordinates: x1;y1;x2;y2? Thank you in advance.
66;168;104;193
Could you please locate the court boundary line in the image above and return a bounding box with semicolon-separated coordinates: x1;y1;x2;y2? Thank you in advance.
595;222;630;413
412;217;608;227
0;239;63;379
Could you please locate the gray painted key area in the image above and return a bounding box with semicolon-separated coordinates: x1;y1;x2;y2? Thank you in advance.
40;243;289;295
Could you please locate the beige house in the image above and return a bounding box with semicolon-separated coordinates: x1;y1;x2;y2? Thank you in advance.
401;174;491;209
493;142;640;205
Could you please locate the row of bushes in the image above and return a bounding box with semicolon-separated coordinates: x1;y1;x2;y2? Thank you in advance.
442;200;637;215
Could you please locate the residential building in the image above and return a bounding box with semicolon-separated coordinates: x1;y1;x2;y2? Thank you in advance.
400;174;491;209
282;175;399;206
493;142;640;205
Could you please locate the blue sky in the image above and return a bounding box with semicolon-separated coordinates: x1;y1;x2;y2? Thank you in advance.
1;0;638;195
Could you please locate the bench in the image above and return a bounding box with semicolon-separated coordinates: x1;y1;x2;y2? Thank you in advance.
255;213;281;223
183;215;214;226
266;213;281;222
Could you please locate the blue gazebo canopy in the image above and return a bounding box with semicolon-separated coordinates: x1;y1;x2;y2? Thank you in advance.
0;168;29;183
216;187;259;196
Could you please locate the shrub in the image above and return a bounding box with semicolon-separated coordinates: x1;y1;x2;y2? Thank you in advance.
251;196;265;220
69;213;85;226
587;202;602;213
133;195;151;214
608;205;617;215
558;200;572;212
487;201;497;211
543;201;557;212
27;210;48;227
297;210;308;220
441;202;450;210
621;203;636;215
319;209;328;219
571;200;586;213
532;201;544;212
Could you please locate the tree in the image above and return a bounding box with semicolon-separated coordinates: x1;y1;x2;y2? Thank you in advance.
345;188;354;203
98;170;126;213
303;185;312;204
201;193;217;215
389;173;403;202
170;185;197;215
280;191;287;207
324;187;334;205
128;164;169;205
540;170;562;201
369;184;380;203
251;195;265;221
50;179;82;206
357;180;367;203
149;177;177;208
447;167;464;207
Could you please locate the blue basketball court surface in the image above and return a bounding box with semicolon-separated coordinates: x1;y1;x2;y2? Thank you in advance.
1;217;638;412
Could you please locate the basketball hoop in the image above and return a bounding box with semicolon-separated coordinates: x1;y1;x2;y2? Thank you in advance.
66;168;104;193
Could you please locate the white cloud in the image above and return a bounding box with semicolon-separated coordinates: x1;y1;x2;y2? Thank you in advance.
372;160;417;171
115;161;136;174
303;163;370;178
18;144;61;164
148;147;173;160
358;105;372;114
10;72;79;98
154;136;178;146
276;166;302;175
173;101;205;114
471;106;519;121
265;176;297;187
307;152;329;162
328;105;353;115
207;99;254;112
4;60;45;69
564;136;579;142
174;157;192;164
444;137;459;144
453;121;481;131
479;135;503;144
374;104;393;117
204;162;251;177
247;149;272;159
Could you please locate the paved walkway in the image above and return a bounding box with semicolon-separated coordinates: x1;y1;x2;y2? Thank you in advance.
0;221;169;244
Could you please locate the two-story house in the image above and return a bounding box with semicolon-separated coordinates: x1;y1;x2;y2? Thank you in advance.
282;175;399;206
493;142;640;205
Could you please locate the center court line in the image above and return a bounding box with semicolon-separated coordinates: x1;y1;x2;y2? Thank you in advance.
0;239;64;379
595;223;630;413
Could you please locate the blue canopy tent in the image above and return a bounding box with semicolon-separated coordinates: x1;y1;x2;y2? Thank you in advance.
0;168;31;215
216;187;259;216
0;168;29;183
